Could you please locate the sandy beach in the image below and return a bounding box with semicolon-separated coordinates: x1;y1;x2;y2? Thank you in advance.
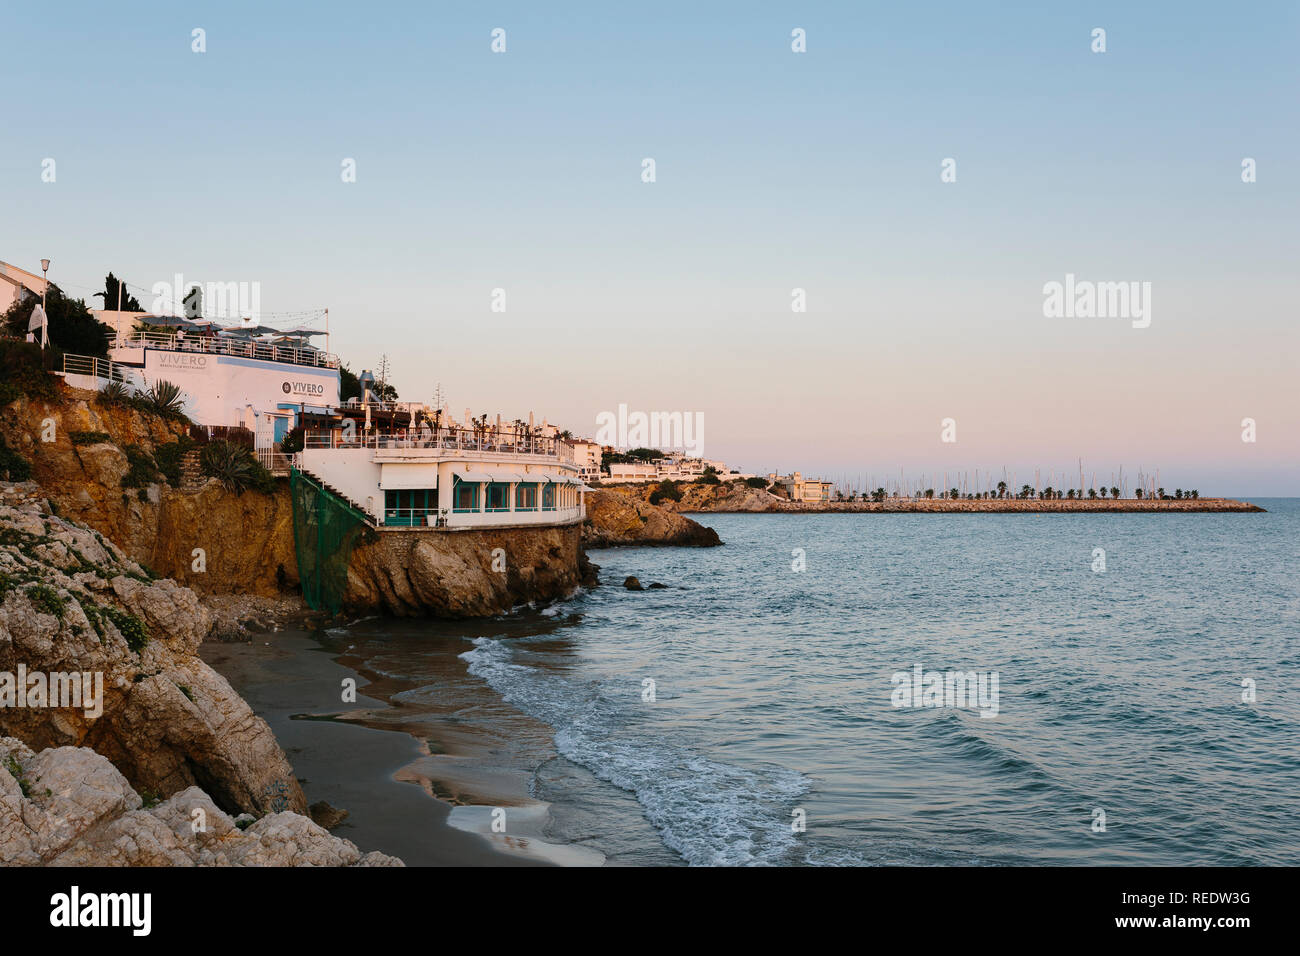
201;630;590;866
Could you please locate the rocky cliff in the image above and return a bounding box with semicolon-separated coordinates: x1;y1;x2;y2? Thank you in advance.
345;523;597;616
582;488;722;548
0;392;298;597
0;488;304;817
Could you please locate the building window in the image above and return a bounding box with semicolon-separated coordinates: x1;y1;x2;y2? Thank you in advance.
516;482;539;511
486;482;512;512
453;478;479;512
385;488;437;526
542;483;556;511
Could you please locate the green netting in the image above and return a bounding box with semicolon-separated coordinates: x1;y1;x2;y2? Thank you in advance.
290;467;371;615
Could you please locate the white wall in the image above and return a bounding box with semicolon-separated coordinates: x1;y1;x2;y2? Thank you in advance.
298;448;381;514
140;351;339;426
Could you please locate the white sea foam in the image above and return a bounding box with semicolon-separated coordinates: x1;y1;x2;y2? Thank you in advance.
461;637;811;866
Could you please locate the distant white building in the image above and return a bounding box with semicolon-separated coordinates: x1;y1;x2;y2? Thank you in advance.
564;438;602;483
606;461;659;482
769;472;834;502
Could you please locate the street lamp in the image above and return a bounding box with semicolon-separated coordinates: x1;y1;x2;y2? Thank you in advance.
39;258;51;348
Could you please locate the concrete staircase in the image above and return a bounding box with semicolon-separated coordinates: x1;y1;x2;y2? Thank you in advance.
294;466;376;527
179;449;205;491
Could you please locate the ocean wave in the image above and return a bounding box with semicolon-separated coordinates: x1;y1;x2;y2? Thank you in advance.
461;637;812;866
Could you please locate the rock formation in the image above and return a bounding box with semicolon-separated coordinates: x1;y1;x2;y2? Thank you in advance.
1;393;298;596
344;523;596;616
0;491;305;816
582;488;722;548
0;737;400;866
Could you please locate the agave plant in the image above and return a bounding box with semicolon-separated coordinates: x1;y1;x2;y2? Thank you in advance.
98;380;132;404
142;379;186;418
199;440;270;494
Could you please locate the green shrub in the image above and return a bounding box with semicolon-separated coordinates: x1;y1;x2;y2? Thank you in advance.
153;436;195;487
694;472;720;485
3;755;32;798
200;440;274;494
0;433;32;482
279;426;304;455
70;430;113;446
121;445;159;489
0;338;58;403
104;605;149;652
648;479;683;506
745;476;770;489
25;584;66;619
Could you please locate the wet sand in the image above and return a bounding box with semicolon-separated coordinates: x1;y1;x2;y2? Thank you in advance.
202;632;566;866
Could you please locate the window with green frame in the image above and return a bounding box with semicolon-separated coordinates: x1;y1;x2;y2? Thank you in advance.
453;478;479;512
516;482;539;511
486;482;512;511
542;482;556;511
384;488;438;525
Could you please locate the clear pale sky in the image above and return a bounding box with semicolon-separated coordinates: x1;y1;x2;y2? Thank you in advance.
3;1;1296;493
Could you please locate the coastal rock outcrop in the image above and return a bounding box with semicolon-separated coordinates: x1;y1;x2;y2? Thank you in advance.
0;737;401;866
603;480;1265;514
0;493;306;816
344;523;596;617
582;488;722;548
0;392;299;596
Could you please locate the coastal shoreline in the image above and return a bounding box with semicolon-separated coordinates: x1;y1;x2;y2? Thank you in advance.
201;626;610;866
675;499;1265;514
200;631;560;866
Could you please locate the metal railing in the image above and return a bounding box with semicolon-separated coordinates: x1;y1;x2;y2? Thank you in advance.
303;427;568;459
115;329;338;369
63;353;131;383
255;447;295;475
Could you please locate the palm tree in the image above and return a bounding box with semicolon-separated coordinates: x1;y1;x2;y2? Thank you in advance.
1191;489;1199;499
1135;488;1144;499
1157;487;1166;499
997;481;1007;499
1020;484;1031;499
1110;486;1120;499
1175;488;1183;499
1099;487;1107;498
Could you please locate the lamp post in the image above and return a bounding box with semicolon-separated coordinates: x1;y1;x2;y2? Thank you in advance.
39;258;50;348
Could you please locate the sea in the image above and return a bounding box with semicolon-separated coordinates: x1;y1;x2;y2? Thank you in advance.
326;500;1300;866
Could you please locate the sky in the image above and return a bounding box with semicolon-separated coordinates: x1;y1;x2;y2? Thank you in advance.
3;1;1297;494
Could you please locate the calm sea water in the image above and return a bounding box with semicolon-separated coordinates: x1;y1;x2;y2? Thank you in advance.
360;500;1300;865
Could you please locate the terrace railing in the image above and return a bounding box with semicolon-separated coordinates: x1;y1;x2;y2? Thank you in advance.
63;353;131;383
115;329;338;369
304;426;570;460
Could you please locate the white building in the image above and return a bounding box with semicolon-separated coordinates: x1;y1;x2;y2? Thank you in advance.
298;424;586;530
606;461;659;482
769;471;834;502
564;439;602;483
95;311;340;438
0;260;46;316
